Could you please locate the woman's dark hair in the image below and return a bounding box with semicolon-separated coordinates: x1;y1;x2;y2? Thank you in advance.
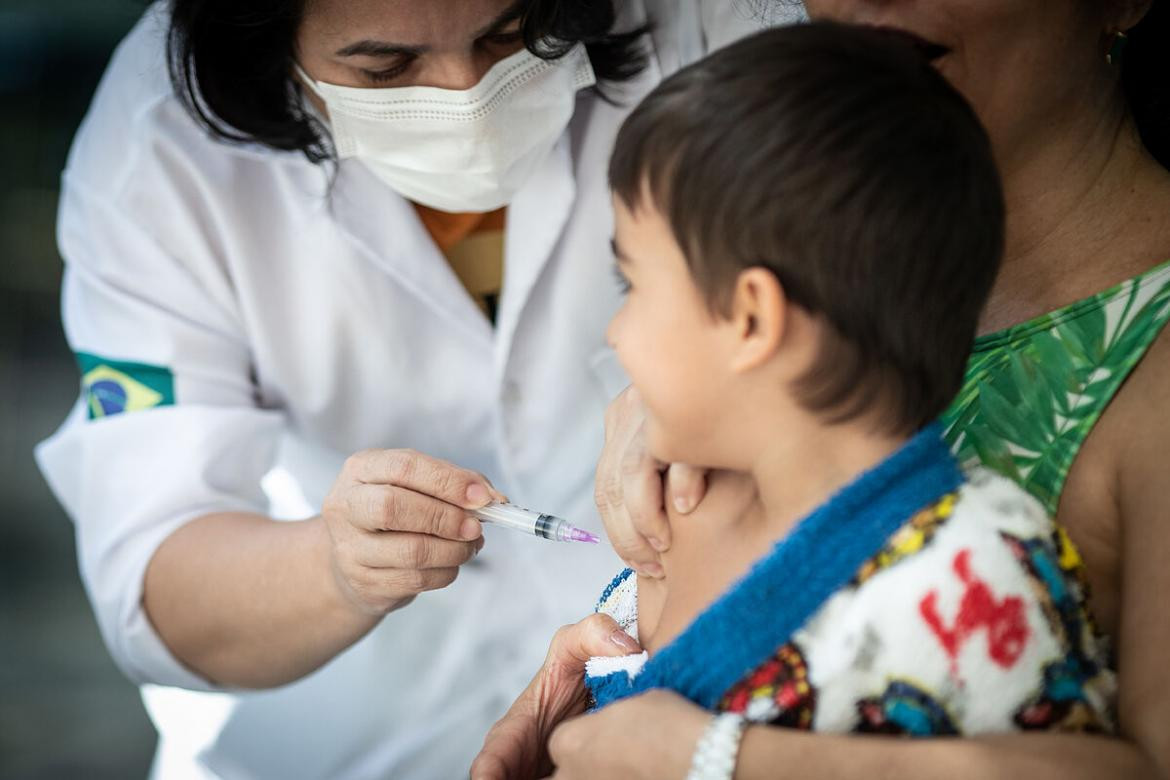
165;0;650;163
1122;0;1170;170
610;23;1005;435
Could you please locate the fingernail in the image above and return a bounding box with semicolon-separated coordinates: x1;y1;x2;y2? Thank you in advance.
609;629;640;653
647;536;668;552
466;483;490;507
673;494;694;514
639;562;664;578
461;517;482;541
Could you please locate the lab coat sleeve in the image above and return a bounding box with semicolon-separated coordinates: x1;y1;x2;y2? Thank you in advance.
36;172;286;692
645;0;805;75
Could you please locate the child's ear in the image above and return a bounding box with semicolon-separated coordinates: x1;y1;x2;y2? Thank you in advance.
728;267;786;373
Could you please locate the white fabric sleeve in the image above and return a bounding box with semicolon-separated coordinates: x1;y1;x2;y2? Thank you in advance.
700;0;806;53
646;0;805;76
36;173;286;691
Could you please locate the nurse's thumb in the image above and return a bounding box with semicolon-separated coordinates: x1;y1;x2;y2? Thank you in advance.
547;614;641;672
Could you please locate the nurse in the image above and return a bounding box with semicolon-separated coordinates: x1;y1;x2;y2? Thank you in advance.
35;1;766;777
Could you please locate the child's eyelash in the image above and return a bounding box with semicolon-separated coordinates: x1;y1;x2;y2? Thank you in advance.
611;263;631;294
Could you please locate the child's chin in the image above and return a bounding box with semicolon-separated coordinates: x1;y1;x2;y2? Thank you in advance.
645;428;691;468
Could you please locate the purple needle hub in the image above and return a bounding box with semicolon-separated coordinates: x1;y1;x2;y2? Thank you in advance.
569;527;601;544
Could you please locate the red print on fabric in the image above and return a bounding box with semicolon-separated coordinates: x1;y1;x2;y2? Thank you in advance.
919;549;1029;674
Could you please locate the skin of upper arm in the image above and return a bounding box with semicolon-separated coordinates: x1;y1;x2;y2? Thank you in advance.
635;573;666;649
1114;332;1170;774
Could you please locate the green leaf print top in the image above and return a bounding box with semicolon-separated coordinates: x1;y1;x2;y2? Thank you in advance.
942;259;1170;514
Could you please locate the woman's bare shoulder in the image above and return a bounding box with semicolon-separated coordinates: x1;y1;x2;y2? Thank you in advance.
1056;321;1170;637
1108;322;1170;495
1103;325;1170;766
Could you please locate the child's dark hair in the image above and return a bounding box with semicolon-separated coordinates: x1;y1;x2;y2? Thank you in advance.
609;22;1004;435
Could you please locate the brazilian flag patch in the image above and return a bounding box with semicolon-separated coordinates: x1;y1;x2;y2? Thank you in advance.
77;352;175;420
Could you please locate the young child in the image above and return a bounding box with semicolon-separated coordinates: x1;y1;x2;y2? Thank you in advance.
584;20;1115;751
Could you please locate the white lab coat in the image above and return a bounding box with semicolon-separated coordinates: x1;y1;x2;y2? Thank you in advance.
36;2;792;778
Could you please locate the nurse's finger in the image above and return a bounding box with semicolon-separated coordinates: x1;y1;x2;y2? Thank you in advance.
595;398;665;578
621;438;672;556
545;614;642;671
593;474;644;572
364;565;462;598
346;449;499;509
468;752;508;780
354;531;483;570
597;429;667;576
346;483;482;541
664;463;708;516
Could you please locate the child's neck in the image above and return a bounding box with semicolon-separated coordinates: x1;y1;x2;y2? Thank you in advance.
638;415;907;655
749;415;907;542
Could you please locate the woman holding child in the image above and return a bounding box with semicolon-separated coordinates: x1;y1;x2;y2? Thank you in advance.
477;0;1170;777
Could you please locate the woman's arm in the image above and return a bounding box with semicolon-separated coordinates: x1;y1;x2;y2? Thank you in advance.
736;729;1158;779
144;511;373;689
145;450;501;688
1111;335;1170;776
544;690;1162;780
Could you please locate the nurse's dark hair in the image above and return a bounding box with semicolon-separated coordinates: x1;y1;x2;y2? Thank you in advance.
164;0;649;164
609;22;1005;436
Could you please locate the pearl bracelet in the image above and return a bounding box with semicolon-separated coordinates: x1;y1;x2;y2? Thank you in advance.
685;712;747;780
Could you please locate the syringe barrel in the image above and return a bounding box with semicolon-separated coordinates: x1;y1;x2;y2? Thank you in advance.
473;503;540;534
473;503;574;540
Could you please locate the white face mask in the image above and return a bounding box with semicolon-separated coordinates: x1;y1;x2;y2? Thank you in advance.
298;44;596;212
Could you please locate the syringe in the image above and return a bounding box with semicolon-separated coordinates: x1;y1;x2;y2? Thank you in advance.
472;503;601;544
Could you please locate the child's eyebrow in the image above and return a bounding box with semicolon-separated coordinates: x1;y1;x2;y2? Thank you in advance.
610;237;633;265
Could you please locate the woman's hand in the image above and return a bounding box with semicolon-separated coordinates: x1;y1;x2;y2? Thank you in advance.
594;387;708;578
321;448;505;615
471;614;643;780
545;690;710;780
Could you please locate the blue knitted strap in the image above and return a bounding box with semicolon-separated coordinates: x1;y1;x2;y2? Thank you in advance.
588;423;961;710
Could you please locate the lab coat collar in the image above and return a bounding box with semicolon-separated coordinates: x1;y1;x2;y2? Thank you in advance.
494;135;576;362
327;130;580;361
328;161;494;347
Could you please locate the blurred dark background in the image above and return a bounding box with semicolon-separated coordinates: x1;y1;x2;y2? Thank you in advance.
1;1;157;777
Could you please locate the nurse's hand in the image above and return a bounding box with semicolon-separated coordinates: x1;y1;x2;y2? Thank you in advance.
595;387;707;578
470;613;642;780
322;449;505;615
